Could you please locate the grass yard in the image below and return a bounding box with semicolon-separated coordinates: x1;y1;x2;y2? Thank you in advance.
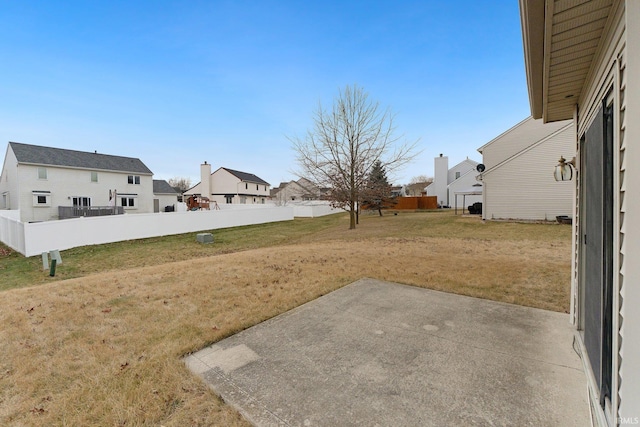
0;211;572;426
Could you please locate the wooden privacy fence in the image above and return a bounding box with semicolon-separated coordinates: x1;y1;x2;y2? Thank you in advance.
393;196;438;210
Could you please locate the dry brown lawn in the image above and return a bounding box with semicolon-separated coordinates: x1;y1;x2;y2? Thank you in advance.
0;212;571;426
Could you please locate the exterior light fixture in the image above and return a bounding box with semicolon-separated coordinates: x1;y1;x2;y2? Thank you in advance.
554;156;576;181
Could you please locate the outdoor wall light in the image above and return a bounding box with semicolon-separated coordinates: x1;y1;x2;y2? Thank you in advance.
554;156;576;181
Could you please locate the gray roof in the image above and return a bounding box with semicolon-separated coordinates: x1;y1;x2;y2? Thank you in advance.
223;167;269;186
153;179;178;194
9;142;153;174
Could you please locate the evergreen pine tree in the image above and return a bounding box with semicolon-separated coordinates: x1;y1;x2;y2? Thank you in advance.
363;160;397;216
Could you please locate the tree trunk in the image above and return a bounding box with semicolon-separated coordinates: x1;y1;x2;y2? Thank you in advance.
349;201;356;229
378;208;383;217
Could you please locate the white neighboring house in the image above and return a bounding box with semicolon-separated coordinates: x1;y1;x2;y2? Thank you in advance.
271;178;325;204
477;117;575;220
0;142;154;222
152;180;179;212
185;162;270;205
425;154;482;207
521;0;640;424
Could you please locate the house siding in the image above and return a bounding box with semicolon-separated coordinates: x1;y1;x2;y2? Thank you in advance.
481;124;575;221
187;167;270;205
427;156;479;207
620;2;640;415
479;117;572;169
447;159;477;184
520;0;640;422
211;169;242;202
570;0;640;420
447;171;482;209
154;194;178;211
0;145;19;210
15;163;153;221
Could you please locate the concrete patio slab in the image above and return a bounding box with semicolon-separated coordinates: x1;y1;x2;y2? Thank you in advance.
185;278;590;426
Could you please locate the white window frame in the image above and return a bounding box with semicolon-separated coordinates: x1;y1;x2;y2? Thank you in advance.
32;191;51;207
37;167;47;180
91;171;98;182
120;195;137;209
127;175;141;185
72;196;91;207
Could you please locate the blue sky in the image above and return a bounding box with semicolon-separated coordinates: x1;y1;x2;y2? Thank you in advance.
0;1;530;187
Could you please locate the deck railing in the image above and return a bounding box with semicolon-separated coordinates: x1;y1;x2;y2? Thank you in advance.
58;206;124;220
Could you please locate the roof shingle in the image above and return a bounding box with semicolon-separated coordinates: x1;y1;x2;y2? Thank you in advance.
153;179;178;194
9;142;153;174
222;167;269;185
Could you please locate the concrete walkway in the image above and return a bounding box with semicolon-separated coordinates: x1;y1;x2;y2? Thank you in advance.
185;278;590;426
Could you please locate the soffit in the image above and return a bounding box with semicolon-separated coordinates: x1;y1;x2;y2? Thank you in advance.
544;0;613;122
521;0;613;122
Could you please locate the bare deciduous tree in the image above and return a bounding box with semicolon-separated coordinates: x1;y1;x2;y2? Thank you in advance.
405;175;433;196
290;85;418;229
167;177;192;193
409;175;431;184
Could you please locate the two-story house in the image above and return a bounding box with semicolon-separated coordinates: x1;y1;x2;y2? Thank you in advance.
425;154;481;208
270;178;326;204
0;142;154;222
477;117;575;221
185;162;270;205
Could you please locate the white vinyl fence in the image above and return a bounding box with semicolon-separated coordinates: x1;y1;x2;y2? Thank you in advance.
283;201;343;218
1;206;294;257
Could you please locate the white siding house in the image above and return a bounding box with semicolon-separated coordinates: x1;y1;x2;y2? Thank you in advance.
477;117;575;220
521;0;640;424
271;178;325;204
185;162;270;205
0;142;154;222
152;180;179;212
425;154;481;207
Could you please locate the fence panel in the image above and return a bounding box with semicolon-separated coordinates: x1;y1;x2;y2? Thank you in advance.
0;213;26;254
13;206;293;257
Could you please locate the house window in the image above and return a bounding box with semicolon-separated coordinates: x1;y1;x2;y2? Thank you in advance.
455;172;461;179
120;195;137;208
261;198;265;204
240;196;247;204
225;195;233;204
128;175;141;184
38;167;47;180
256;184;259;190
32;191;51;207
72;197;91;207
245;183;248;190
264;185;267;191
91;171;98;182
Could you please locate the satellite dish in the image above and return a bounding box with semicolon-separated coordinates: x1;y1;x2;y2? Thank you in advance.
476;163;486;172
